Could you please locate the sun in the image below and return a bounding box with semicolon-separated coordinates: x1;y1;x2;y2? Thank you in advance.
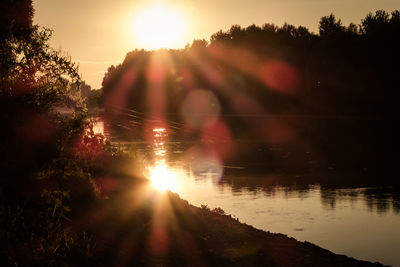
133;4;186;50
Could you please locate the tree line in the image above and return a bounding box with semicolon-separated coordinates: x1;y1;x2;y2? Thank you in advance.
101;10;400;186
102;10;400;118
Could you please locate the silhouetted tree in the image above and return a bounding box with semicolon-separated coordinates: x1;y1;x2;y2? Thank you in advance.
319;14;345;36
0;0;33;40
361;10;390;35
102;65;116;89
190;39;208;49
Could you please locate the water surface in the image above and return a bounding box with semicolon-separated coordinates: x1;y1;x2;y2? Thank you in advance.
94;116;400;266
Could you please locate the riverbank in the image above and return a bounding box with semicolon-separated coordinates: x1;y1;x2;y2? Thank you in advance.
81;172;384;267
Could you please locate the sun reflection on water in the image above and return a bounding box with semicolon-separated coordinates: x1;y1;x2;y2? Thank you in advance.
147;127;181;192
148;163;179;192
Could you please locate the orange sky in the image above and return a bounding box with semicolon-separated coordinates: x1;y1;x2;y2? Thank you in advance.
34;0;400;89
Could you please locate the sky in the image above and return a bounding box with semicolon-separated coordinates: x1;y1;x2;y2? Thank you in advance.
34;0;400;89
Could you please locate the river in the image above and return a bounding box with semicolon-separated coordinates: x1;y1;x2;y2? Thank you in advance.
93;116;400;266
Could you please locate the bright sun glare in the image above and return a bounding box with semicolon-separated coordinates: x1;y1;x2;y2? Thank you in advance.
133;4;186;50
148;163;179;192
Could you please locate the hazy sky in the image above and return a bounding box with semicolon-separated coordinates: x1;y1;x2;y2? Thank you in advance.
34;0;400;88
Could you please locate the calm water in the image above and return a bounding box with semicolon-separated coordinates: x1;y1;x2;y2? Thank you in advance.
93;117;400;266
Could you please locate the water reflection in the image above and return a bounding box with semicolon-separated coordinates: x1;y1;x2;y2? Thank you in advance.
92;117;105;135
318;187;400;214
147;127;181;192
94;115;400;214
217;173;400;215
93;117;400;266
175;175;400;266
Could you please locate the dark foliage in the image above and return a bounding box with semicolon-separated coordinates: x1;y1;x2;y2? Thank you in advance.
0;2;105;265
100;10;400;187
